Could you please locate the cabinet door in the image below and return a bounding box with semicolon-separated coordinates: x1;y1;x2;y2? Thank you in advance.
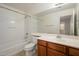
69;48;79;56
38;45;46;56
47;48;65;56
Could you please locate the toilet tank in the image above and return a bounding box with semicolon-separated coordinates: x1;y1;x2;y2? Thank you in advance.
32;35;40;44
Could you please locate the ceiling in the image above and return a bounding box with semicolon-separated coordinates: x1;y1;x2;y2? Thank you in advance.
3;3;76;16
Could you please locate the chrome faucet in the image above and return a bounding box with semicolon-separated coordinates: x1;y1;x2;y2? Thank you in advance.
56;35;62;38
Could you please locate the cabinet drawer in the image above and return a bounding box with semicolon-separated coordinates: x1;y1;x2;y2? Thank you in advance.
38;39;47;46
47;48;65;56
47;42;66;53
69;48;79;56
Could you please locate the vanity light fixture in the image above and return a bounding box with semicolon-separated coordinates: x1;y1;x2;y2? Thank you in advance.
51;3;66;8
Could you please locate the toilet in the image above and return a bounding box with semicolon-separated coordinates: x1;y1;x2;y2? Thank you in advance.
24;43;36;56
24;35;39;56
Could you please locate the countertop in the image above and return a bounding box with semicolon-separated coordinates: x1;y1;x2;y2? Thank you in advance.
32;33;79;49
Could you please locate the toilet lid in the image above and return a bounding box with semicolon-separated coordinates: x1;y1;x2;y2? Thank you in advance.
24;43;35;49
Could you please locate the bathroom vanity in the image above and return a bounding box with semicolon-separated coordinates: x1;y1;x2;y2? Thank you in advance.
37;39;79;56
35;33;79;56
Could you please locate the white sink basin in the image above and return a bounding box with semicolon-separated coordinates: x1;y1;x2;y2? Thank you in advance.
56;37;79;44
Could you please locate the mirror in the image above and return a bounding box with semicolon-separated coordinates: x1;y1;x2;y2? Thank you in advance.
38;3;79;36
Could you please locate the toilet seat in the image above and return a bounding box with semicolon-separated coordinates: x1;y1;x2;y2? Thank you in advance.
24;43;36;50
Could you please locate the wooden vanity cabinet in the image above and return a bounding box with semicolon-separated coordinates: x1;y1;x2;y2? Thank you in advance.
37;39;79;56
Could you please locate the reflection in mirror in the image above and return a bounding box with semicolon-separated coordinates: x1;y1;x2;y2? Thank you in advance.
60;15;72;35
